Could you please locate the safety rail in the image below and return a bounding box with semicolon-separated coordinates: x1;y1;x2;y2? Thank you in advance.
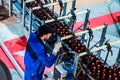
32;0;73;10
61;25;105;40
22;0;73;31
79;40;120;57
28;9;88;32
45;10;88;23
74;40;120;79
0;40;24;80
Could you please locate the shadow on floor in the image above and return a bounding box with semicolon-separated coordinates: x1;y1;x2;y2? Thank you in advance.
0;5;9;21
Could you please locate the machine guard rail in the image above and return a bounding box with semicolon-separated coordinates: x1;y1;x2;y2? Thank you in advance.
0;40;24;79
45;10;88;23
79;40;120;57
61;25;105;40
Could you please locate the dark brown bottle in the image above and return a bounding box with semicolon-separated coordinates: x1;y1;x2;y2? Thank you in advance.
100;73;106;80
101;61;105;69
97;64;101;70
87;55;96;69
108;66;113;75
96;70;100;80
117;71;120;79
108;74;112;80
113;73;117;79
114;77;118;80
77;42;82;47
95;57;100;66
113;64;118;73
65;30;70;35
89;63;95;71
77;49;81;53
91;66;96;79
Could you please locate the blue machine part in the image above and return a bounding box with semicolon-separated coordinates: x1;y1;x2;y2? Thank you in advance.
63;62;74;75
54;62;75;80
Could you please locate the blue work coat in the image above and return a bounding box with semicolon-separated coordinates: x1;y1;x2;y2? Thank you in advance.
24;32;56;80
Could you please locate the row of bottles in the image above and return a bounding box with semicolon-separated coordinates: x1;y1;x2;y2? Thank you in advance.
50;21;88;53
81;54;120;80
26;1;43;8
26;1;88;53
26;1;54;20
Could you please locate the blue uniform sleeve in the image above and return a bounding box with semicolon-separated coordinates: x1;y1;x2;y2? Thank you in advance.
37;47;56;68
28;32;57;68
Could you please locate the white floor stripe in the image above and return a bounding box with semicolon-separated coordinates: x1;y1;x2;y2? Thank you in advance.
14;50;25;56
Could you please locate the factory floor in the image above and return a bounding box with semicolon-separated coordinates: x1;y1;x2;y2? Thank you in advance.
0;0;120;80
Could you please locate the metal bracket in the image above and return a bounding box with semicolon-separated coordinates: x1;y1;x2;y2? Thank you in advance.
81;9;90;43
104;40;113;64
87;27;94;48
58;0;63;16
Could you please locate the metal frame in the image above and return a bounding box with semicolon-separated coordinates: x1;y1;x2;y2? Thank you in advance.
81;9;90;43
29;7;33;33
62;0;68;16
61;25;105;40
45;10;88;23
61;0;76;19
68;0;76;29
9;0;12;16
71;0;76;10
22;0;26;27
22;0;73;33
79;40;120;57
32;0;72;10
116;48;120;64
97;23;108;57
74;39;120;78
28;9;88;33
0;40;24;80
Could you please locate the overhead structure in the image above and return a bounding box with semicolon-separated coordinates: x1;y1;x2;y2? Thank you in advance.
79;40;120;57
22;0;73;29
60;25;106;40
45;10;88;23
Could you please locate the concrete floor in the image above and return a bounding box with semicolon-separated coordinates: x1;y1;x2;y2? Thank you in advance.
54;0;108;14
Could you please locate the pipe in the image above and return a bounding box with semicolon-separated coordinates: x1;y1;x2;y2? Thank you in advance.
0;40;24;79
79;40;120;57
9;0;12;16
62;0;67;16
61;25;105;40
32;0;73;10
45;10;88;23
97;24;107;57
29;7;32;33
81;9;90;43
25;0;34;3
22;0;26;27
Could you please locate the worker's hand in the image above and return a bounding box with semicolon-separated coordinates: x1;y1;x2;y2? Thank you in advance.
53;42;62;54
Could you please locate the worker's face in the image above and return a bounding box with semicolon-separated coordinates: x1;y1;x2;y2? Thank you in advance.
45;33;52;40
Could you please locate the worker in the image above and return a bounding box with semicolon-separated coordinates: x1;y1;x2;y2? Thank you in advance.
24;24;62;80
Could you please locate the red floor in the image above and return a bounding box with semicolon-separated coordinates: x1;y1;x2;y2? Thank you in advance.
74;11;120;32
0;47;15;70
